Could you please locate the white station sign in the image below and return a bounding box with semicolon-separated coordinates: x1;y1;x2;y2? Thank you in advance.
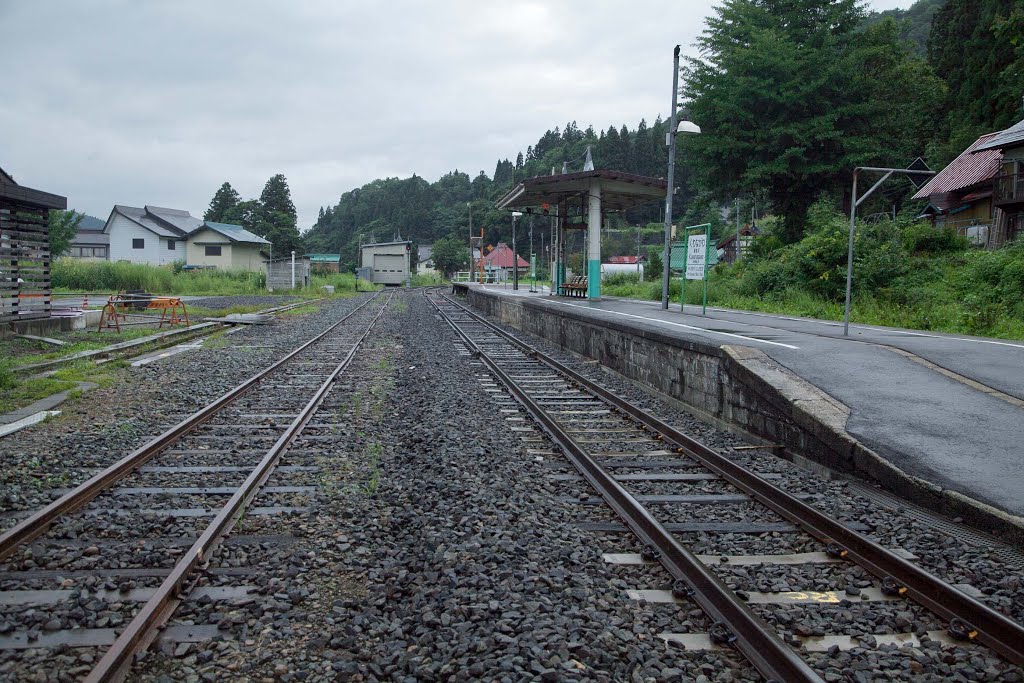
685;233;707;280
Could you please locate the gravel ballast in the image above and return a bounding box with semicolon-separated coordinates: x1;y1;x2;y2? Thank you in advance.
0;289;1021;681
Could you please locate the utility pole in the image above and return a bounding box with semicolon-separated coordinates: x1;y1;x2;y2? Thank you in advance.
467;202;473;282
735;197;741;262
661;45;681;309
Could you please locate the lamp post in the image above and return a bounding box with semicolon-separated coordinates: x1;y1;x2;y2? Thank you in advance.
512;211;522;290
661;45;702;309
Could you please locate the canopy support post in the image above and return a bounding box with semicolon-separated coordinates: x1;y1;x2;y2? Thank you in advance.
587;181;602;300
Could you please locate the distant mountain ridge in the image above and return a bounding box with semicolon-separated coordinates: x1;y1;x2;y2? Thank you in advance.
78;214;105;230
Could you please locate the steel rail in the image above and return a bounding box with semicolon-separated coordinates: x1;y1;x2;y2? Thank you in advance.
15;297;327;376
0;291;383;562
84;289;396;682
429;293;820;683
439;292;1024;667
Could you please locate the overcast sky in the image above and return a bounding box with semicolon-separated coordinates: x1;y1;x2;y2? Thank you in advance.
0;0;914;231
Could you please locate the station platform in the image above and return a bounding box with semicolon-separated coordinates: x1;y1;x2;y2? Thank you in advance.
460;284;1024;538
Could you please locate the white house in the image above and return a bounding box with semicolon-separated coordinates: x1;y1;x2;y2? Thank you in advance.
103;205;201;265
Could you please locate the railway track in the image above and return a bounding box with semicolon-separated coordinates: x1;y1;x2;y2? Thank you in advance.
14;297;321;376
428;290;1024;682
0;289;394;681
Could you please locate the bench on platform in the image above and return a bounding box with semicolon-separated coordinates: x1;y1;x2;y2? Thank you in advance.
560;276;588;298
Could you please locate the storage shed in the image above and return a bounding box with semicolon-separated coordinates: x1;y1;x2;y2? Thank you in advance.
360;240;411;285
266;256;311;290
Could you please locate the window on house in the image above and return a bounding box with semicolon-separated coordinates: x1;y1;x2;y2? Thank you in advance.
167;240;175;250
132;238;144;249
205;245;222;256
70;247;82;257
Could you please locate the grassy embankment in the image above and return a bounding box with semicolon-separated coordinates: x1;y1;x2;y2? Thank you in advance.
52;258;367;298
603;204;1024;340
0;260;374;414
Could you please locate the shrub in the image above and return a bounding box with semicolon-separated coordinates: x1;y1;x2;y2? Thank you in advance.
902;223;969;255
604;272;641;287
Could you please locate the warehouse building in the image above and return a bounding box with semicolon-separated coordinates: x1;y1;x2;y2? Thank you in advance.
360;240;411;285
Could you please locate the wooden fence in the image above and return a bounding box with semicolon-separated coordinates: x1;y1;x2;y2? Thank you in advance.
0;203;52;323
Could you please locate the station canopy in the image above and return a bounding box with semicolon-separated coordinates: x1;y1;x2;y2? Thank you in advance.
495;169;667;213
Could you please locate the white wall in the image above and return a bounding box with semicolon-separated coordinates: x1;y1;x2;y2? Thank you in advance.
106;214;180;265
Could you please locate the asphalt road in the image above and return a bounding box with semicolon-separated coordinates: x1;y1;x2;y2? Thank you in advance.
488;287;1024;517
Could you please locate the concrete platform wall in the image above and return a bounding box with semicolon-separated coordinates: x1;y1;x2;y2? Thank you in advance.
458;286;1023;544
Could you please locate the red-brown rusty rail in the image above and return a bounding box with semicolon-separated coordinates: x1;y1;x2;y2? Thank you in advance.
430;292;820;682
436;291;1024;669
0;292;381;562
84;289;395;682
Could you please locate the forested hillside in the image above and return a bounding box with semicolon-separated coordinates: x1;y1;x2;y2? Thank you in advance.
301;0;1023;271
863;0;944;54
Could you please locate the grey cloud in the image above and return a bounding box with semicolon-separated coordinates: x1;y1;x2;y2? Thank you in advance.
0;0;913;230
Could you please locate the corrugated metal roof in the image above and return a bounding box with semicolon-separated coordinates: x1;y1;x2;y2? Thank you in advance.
203;221;271;245
912;133;1003;199
973;118;1024;152
607;255;644;264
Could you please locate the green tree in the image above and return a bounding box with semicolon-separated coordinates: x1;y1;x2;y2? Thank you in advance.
258;174;302;254
647;247;663;279
431;235;470;276
48;209;83;257
260;174;297;224
927;0;1020;165
222;200;264;235
683;0;943;242
204;182;240;222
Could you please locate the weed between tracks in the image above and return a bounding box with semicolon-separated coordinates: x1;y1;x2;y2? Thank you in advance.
0;358;127;414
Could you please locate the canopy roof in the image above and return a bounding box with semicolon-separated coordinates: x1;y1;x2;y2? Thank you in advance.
495;170;667;213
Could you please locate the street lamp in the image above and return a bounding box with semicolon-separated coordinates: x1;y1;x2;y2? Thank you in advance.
662;45;701;310
512;211;522;290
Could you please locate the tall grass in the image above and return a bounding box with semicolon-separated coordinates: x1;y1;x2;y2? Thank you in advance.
53;259;359;297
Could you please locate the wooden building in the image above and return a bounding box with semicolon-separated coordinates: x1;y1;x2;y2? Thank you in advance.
973;118;1024;246
716;224;761;264
912;130;1005;247
0;168;67;325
